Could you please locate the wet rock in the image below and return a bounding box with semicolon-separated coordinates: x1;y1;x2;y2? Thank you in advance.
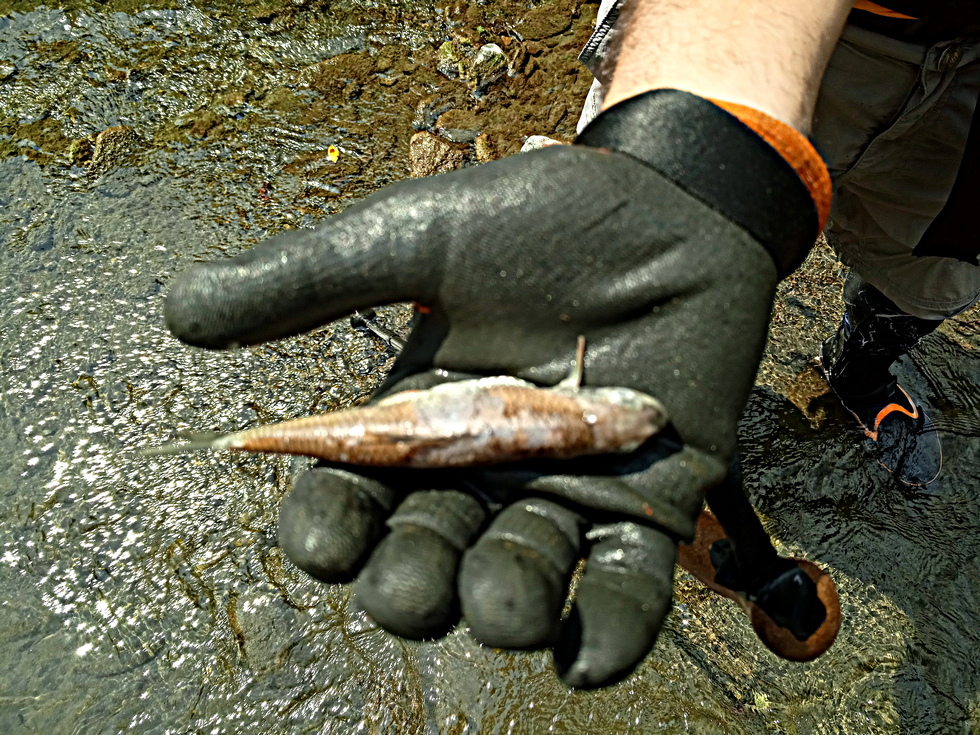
104;65;129;83
0;117;71;161
92;125;140;159
85;125;142;176
941;318;980;352
256;86;300;113
513;0;576;40
503;40;529;77
436;40;464;79
233;586;301;673
248;3;280;21
373;46;415;88
520;135;565;154
524;41;546;56
299;51;374;98
783;364;835;428
68;135;96;167
437;128;480;144
434;108;481;143
546;101;569;130
409;131;467;178
413;96;455;132
212;88;248;118
475;133;497;163
176;109;225;140
465;44;507;94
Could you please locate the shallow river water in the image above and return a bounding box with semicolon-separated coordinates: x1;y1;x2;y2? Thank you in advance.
1;2;979;733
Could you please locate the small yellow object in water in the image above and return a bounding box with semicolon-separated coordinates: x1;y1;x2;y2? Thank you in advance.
327;145;340;162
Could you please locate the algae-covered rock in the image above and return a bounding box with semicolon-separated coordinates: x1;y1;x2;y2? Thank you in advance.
513;0;576;40
434;108;481;143
68;135;96;167
0;116;72;161
436;40;464;79
91;125;142;175
466;43;507;95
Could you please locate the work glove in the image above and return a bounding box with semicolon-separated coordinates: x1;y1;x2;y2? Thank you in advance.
164;90;825;688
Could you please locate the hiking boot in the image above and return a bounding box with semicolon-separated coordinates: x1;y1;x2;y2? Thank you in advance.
819;273;943;486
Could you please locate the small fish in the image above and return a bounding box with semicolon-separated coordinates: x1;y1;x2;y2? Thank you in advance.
142;337;667;468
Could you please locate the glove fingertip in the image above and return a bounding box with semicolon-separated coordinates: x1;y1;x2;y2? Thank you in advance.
355;527;461;639
554;578;672;689
163;266;221;348
459;541;566;649
278;468;393;583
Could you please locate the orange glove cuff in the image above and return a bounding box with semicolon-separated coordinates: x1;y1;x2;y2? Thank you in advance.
710;99;832;234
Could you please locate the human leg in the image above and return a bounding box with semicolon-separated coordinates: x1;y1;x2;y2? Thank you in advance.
812;21;980;319
807;19;980;483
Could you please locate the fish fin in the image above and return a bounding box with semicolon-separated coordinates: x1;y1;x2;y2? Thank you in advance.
140;432;239;456
556;335;586;392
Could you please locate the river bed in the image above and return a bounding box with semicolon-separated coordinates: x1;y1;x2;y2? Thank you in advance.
1;2;979;733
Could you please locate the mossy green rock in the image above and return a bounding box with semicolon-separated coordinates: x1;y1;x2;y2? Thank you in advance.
465;43;507;94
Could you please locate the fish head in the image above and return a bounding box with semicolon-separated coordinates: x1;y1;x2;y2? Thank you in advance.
568;386;669;454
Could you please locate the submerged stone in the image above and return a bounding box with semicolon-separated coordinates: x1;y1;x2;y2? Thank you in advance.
475;133;497;163
466;44;507;94
89;125;142;176
409;131;467;178
436;40;464;79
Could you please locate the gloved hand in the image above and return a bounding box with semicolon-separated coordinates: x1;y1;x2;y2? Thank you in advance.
164;90;822;688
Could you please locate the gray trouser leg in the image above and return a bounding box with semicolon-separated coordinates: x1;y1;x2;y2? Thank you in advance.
811;23;980;318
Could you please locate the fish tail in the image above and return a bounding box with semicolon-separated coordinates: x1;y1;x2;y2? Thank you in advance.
140;432;240;456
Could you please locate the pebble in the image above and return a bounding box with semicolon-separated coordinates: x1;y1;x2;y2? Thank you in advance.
90;125;142;176
409;131;467;178
475;133;497;163
520;135;565;154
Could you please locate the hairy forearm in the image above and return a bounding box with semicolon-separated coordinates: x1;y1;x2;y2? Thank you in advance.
601;0;852;133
